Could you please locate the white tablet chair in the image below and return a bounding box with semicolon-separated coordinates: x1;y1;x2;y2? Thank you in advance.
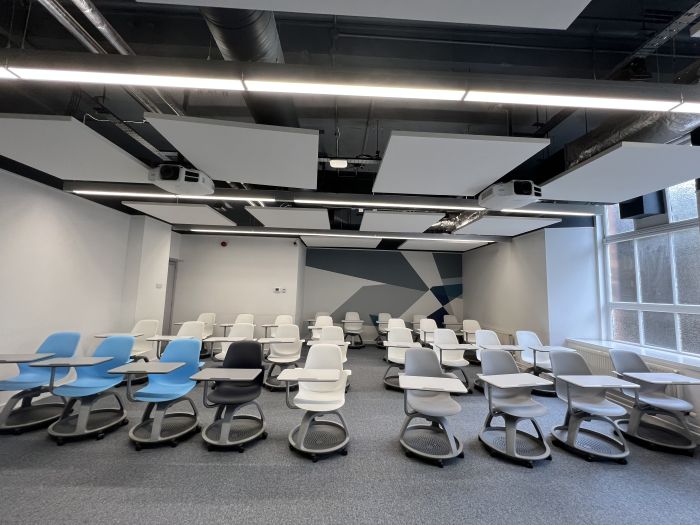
399;349;464;466
478;350;551;467
215;323;256;361
550;351;631;463
130;319;159;360
319;326;349;363
264;324;303;391
474;329;501;362
443;315;461;332
159;321;205;358
311;315;333;341
197;313;216;339
610;349;697;455
387;318;406;331
235;313;255;325
419;318;437;345
515;330;547;372
284;344;351;461
271;315;294;337
432;329;470;391
412;314;426;336
342;312;365;348
383;327;421;391
462;320;482;344
375;313;391;347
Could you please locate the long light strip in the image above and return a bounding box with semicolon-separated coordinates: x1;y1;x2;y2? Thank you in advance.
190;228;488;243
9;67;244;91
294;198;483;211
72;190;275;202
464;90;679;112
0;67;17;79
671;102;700;114
244;80;466;101
500;208;596;217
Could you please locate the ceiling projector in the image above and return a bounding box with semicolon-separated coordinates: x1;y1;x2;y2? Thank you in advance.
478;180;542;210
148;164;215;196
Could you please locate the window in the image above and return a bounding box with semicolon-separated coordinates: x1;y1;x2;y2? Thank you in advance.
604;179;700;355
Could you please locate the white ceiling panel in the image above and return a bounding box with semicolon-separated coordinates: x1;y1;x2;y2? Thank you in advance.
400;240;489;252
542;142;700;203
137;1;591;30
455;216;560;236
373;132;549;196
123;202;236;226
247;207;330;229
302;236;381;249
146;114;319;189
0;114;148;182
360;211;444;232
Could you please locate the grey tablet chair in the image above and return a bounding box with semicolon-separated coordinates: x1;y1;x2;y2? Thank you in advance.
479;350;551;467
550;351;630;463
432;328;471;393
201;341;267;451
264;324;302;391
383;327;421;391
375;312;391;347
610;349;696;455
399;349;464;467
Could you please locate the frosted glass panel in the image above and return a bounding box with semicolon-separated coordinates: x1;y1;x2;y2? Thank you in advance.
612;309;640;344
667;180;698;223
637;235;673;304
679;314;700;355
673;229;700;305
605;204;634;235
608;241;637;302
642;311;676;350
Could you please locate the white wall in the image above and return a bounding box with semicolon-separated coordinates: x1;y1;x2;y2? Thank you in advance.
171;235;305;337
462;230;550;342
0;173;131;404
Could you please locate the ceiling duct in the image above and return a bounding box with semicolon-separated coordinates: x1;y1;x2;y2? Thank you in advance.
200;7;299;127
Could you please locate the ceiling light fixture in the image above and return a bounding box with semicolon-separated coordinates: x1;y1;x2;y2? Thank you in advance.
72;190;275;202
464;90;679;112
670;102;700;113
244;80;466;101
500;208;596;217
293;198;483;212
190;228;488;243
0;67;17;79
9;67;245;91
329;159;348;169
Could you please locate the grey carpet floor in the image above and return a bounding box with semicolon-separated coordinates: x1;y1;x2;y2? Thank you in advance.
1;347;699;525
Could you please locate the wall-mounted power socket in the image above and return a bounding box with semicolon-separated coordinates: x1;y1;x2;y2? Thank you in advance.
273;287;287;294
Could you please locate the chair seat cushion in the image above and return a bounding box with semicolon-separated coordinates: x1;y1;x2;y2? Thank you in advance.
53;376;122;398
0;375;48;391
267;355;300;364
207;383;260;406
294;388;344;412
640;393;693;412
572;398;627;417
134;382;194;403
407;391;461;417
441;358;469;368
492;397;547;418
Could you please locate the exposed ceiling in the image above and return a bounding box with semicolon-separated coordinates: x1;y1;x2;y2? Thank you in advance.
1;0;699;250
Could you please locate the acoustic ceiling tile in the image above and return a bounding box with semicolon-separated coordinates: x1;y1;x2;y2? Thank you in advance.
400;240;489;252
455;216;560;236
123;202;235;226
246;206;330;229
360;211;444;232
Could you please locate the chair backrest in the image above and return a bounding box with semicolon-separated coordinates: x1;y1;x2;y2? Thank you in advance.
269;324;302;359
405;348;442;378
433;328;463;361
303;344;346;394
419;318;437;342
320;326;345;342
197;313;216;338
81;336;133;381
377;312;391;330
343;312;363;332
223;341;264;387
462;320;481;343
20;332;81;381
151;339;201;389
550;351;603;403
274;314;294;325
235;313;255;325
412;314;426;328
315;312;329;319
177;321;205;339
131;319;159;355
475;329;500;361
388;327;414;344
480;349;533;403
515;330;542;363
443;315;460;329
229;323;255;340
316;315;333;327
387;318;406;330
609;350;649;375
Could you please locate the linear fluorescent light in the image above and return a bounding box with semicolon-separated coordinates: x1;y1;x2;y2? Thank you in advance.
72;190;275;202
189;228;487;243
464;90;679;112
294;198;483;212
670;102;700;114
244;80;465;101
9;67;244;91
329;159;348;169
500;208;595;217
0;67;17;79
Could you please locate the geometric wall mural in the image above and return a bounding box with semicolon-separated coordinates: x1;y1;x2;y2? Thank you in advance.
303;249;463;337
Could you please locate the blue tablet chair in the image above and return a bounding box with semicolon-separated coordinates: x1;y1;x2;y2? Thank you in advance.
0;332;80;434
127;339;201;449
48;336;133;444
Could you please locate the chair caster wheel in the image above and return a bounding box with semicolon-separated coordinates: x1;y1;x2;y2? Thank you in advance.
584;455;594;462
436;460;444;468
12;428;22;436
545;455;553;461
617;458;628;465
170;440;178;448
121;419;129;426
525;461;534;469
261;431;268;440
340;448;348;456
405;451;413;458
96;433;105;441
311;454;318;463
458;451;465;459
206;444;214;451
289;443;295;451
134;443;142;451
56;438;64;446
236;446;244;453
345;386;350;393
